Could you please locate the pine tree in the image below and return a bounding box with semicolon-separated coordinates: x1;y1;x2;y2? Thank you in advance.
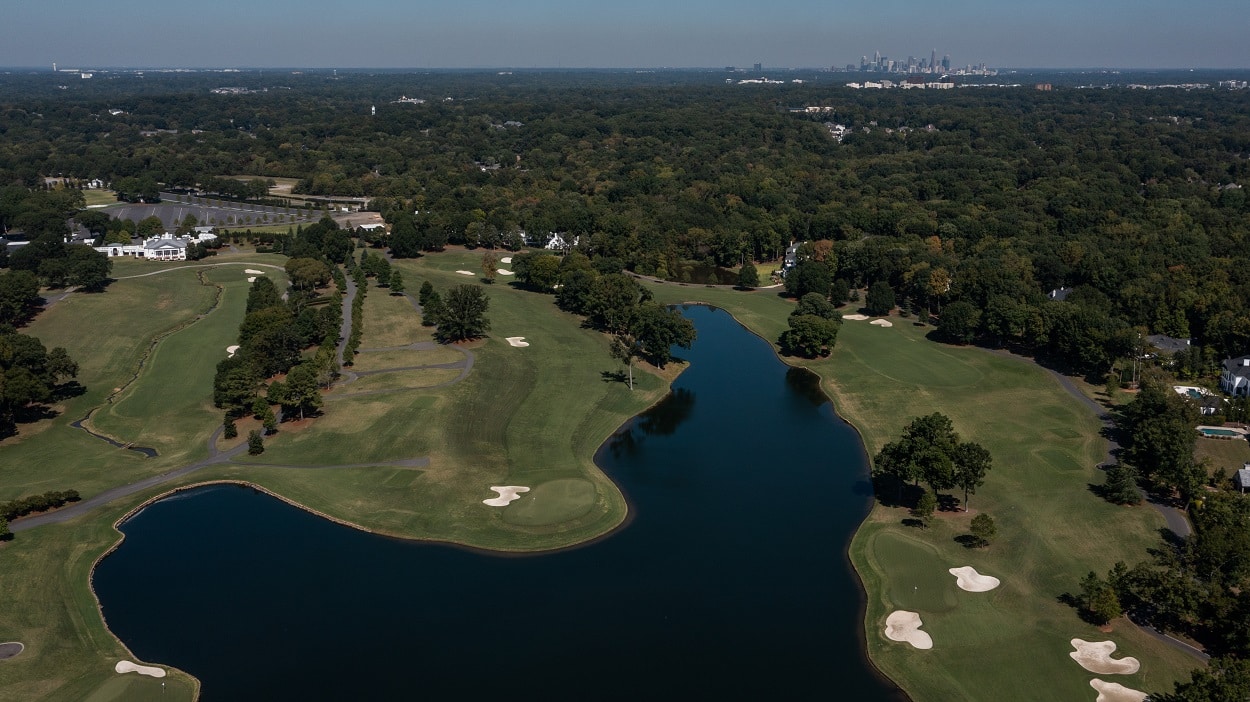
247;430;264;455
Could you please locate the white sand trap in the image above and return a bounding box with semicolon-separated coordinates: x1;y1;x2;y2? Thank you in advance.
243;269;265;275
115;660;166;678
497;270;515;276
1069;639;1141;675
948;566;1000;592
1090;679;1147;702
500;257;512;263
505;337;529;347
226;345;240;357
842;314;870;321
247;276;256;282
483;486;530;506
871;319;894;327
884;611;933;650
456;270;474;275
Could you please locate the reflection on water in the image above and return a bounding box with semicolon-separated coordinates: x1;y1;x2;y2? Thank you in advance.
786;366;830;407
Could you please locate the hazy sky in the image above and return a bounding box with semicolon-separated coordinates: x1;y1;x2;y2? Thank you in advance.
5;0;1247;69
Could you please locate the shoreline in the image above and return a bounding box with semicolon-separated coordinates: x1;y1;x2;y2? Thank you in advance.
77;346;686;698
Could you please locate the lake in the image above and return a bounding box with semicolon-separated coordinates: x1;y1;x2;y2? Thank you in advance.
93;305;904;701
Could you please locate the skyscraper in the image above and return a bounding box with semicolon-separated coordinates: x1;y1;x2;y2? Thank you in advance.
930;49;937;73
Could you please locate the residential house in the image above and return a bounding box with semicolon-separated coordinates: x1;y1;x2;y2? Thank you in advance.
1048;286;1073;302
1220;356;1250;396
780;243;800;276
1147;334;1192;355
1236;464;1250;492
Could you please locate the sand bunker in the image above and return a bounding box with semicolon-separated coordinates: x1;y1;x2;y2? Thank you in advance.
247;276;256;282
226;345;239;357
948;566;1000;592
1069;639;1141;675
115;660;166;678
0;642;23;660
483;486;530;506
871;319;894;327
505;337;529;347
497;270;515;276
1090;679;1147;702
500;257;512;264
884;610;933;650
842;314;870;321
456;270;474;275
243;269;265;275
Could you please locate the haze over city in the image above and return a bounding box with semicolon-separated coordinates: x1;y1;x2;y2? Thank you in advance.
4;0;1247;70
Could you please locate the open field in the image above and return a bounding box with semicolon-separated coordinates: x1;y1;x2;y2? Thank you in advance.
81;190;118;207
644;282;1197;701
1195;436;1250;479
359;289;432;347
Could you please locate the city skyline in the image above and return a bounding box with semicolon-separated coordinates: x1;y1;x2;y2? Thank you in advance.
3;0;1248;70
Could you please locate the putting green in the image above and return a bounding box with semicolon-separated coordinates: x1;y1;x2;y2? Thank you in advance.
84;675;186;702
872;531;959;613
503;478;597;526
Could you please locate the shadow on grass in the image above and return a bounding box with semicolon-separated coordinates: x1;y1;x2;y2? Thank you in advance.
601;370;628;384
870;475;927;509
954;534;987;549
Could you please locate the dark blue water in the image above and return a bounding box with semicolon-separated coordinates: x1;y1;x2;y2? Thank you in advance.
94;306;903;701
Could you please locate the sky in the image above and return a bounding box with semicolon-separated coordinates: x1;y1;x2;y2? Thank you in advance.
4;0;1248;70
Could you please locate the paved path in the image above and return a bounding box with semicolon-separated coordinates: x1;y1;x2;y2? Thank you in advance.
1019;354;1193;538
335;272;358;369
12;428;245;532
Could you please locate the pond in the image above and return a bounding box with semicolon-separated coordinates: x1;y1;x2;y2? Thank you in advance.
93;305;904;701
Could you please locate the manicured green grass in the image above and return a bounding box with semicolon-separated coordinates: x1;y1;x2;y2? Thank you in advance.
642;281;1198;701
89;267;255;462
867;530;959;613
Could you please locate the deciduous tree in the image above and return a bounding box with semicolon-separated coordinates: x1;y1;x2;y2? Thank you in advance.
435;284;490;342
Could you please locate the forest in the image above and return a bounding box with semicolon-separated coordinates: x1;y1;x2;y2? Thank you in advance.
3;71;1250;379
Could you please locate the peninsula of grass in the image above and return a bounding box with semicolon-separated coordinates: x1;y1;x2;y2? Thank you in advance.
225;250;672;551
643;282;1197;701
